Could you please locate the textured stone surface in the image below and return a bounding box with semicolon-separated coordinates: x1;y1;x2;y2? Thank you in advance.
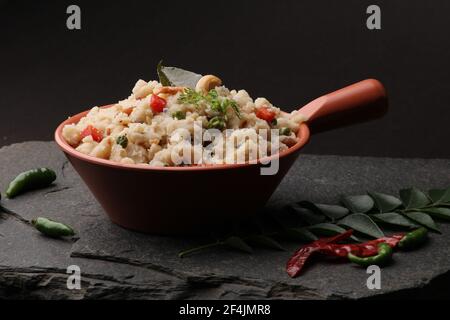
0;141;449;300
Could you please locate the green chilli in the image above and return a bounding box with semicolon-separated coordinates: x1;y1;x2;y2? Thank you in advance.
32;217;75;237
6;168;56;198
398;227;428;250
348;243;393;267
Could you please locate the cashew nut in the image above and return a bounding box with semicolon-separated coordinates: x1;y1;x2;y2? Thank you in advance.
195;75;222;93
153;86;185;96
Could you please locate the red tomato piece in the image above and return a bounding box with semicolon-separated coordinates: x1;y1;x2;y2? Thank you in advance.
150;94;167;113
123;107;133;115
80;125;103;142
256;106;276;122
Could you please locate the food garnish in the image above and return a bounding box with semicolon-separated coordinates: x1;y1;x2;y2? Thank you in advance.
179;186;449;277
178;88;241;118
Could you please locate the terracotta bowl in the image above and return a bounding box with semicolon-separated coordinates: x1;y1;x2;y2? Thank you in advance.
55;79;386;235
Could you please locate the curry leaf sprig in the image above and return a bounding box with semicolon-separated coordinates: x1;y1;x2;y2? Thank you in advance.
178;186;450;258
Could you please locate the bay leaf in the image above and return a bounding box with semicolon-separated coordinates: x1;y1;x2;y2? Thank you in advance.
158;62;202;89
157;60;172;86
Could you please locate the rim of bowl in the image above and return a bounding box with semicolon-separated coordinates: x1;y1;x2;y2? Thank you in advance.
54;105;311;171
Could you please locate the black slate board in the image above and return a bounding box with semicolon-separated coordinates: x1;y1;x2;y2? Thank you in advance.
0;141;449;299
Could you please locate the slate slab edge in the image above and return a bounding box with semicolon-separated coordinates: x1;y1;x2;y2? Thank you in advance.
0;141;449;300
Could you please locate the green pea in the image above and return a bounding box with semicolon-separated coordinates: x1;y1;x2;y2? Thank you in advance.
172;111;186;120
6;168;56;198
270;118;278;126
279;127;291;136
31;217;75;238
116;135;128;149
208;116;226;130
398;227;428;250
348;243;393;267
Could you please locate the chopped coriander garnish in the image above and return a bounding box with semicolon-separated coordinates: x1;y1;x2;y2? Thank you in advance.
178;88;205;106
178;88;241;118
219;96;241;119
116;135;128;148
207;116;226;130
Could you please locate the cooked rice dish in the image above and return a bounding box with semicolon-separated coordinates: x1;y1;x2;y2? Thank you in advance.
62;74;306;166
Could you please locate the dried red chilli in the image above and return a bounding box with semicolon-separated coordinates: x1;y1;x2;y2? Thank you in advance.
286;230;405;278
318;234;405;257
286;230;354;277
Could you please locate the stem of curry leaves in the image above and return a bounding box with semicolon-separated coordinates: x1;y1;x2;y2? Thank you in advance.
178;186;450;258
178;241;223;258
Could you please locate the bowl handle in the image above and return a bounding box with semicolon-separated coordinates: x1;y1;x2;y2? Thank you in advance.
299;79;388;133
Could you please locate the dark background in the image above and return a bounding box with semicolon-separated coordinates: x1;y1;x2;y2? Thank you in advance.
1;0;450;300
1;0;449;158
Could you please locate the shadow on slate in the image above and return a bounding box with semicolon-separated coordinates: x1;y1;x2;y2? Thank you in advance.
0;141;449;299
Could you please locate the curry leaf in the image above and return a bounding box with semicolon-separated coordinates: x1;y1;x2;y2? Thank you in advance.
308;223;360;241
341;195;374;213
157;63;202;89
400;188;430;209
403;212;440;233
299;201;349;221
423;207;450;221
290;204;326;225
429;188;450;204
246;235;285;251
223;236;253;253
315;204;350;220
368;192;403;213
338;213;384;238
371;212;419;229
178;185;448;258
